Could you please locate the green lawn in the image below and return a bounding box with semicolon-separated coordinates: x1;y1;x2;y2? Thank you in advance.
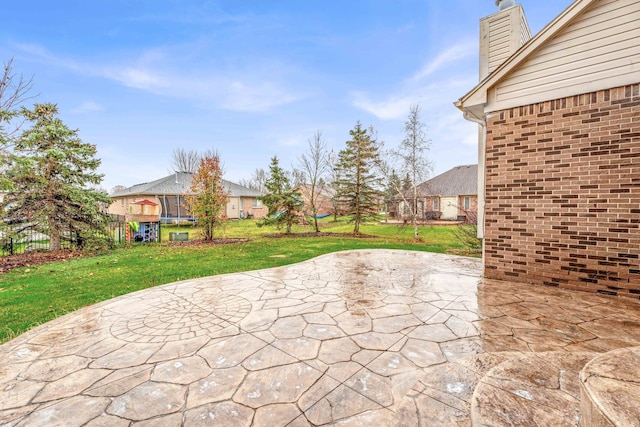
0;218;474;343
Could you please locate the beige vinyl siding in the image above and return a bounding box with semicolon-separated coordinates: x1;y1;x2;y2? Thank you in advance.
488;14;512;73
490;0;640;111
520;12;531;46
480;5;532;78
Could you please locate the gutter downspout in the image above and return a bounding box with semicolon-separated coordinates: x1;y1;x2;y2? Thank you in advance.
462;108;487;243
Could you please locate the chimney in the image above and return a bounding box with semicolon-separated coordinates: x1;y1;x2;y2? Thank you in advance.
479;1;531;80
495;0;515;10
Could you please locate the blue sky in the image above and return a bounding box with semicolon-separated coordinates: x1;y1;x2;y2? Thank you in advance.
1;0;574;192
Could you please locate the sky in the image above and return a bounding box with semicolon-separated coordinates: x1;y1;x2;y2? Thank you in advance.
0;0;575;193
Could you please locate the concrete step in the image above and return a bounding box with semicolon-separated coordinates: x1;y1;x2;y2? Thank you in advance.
580;346;640;427
470;351;596;426
392;352;521;426
391;351;607;426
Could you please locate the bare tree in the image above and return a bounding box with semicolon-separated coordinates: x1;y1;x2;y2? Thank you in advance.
251;168;267;192
1;58;36;190
286;168;306;188
110;185;127;194
381;104;432;241
298;130;330;232
0;58;35;116
170;148;201;173
237;178;252;189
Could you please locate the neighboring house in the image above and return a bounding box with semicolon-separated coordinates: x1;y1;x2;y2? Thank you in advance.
396;165;478;221
109;172;267;224
456;0;639;296
295;184;336;217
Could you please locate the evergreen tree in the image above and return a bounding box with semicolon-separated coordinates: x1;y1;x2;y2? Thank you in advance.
402;173;412;191
335;122;384;234
259;156;303;233
384;169;401;214
1;103;111;251
185;153;228;241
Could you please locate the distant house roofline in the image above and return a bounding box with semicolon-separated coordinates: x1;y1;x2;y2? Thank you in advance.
398;164;478;198
111;172;264;198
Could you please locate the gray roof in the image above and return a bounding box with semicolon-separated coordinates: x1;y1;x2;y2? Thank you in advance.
111;172;264;198
414;164;478;197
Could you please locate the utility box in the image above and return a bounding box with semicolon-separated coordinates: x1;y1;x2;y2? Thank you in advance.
169;232;188;242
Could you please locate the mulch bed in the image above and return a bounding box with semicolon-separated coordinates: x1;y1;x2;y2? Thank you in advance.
0;250;83;274
167;238;250;246
264;232;375;238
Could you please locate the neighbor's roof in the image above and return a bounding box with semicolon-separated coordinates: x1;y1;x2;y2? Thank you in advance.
414;164;478;197
456;0;596;110
111;172;264;198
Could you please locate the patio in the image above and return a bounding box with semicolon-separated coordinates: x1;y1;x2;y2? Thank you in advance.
1;250;639;426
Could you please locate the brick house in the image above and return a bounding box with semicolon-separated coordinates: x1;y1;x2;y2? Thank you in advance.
109;172;267;223
395;165;478;221
295;184;335;217
456;0;639;297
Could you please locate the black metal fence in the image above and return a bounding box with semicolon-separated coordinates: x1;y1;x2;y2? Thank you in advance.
0;217;128;256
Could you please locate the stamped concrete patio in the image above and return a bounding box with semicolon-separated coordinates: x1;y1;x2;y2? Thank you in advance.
1;250;639;426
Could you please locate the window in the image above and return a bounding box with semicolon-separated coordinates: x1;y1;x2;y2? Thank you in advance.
433;198;439;210
240;198;245;210
464;196;470;210
252;198;262;208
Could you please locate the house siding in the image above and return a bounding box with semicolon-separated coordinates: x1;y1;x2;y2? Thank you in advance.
484;83;640;298
490;0;640;111
480;5;531;79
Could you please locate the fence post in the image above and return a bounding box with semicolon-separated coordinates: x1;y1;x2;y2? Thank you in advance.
9;237;13;256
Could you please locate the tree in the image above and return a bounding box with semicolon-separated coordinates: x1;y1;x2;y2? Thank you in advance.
251;168;267;192
286;168;306;188
170;148;201;173
383;169;401;215
402;173;412;191
110;185;127;195
185;153;228;241
334;122;384;234
259;156;303;233
1;58;35;191
1;103;111;251
298;130;330;232
383;104;432;240
327;150;342;222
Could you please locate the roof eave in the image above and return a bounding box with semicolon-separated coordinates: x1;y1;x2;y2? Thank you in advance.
456;0;596;112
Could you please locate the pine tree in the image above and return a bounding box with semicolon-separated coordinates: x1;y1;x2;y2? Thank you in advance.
1;103;111;251
185;154;228;241
384;169;401;215
334;122;384;234
259;156;303;233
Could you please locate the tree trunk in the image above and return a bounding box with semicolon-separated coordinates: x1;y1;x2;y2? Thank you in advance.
49;220;62;251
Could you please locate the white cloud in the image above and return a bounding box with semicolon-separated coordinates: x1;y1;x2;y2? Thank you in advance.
13;42;300;113
410;40;476;82
352;92;416;120
351;40;477;121
72;101;104;114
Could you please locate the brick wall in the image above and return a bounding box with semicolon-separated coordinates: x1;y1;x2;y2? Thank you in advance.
458;195;478;219
485;83;640;298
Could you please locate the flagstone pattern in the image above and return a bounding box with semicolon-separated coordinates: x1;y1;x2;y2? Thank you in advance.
1;250;639;426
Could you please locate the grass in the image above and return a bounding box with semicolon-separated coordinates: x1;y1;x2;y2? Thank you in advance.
0;217;473;344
